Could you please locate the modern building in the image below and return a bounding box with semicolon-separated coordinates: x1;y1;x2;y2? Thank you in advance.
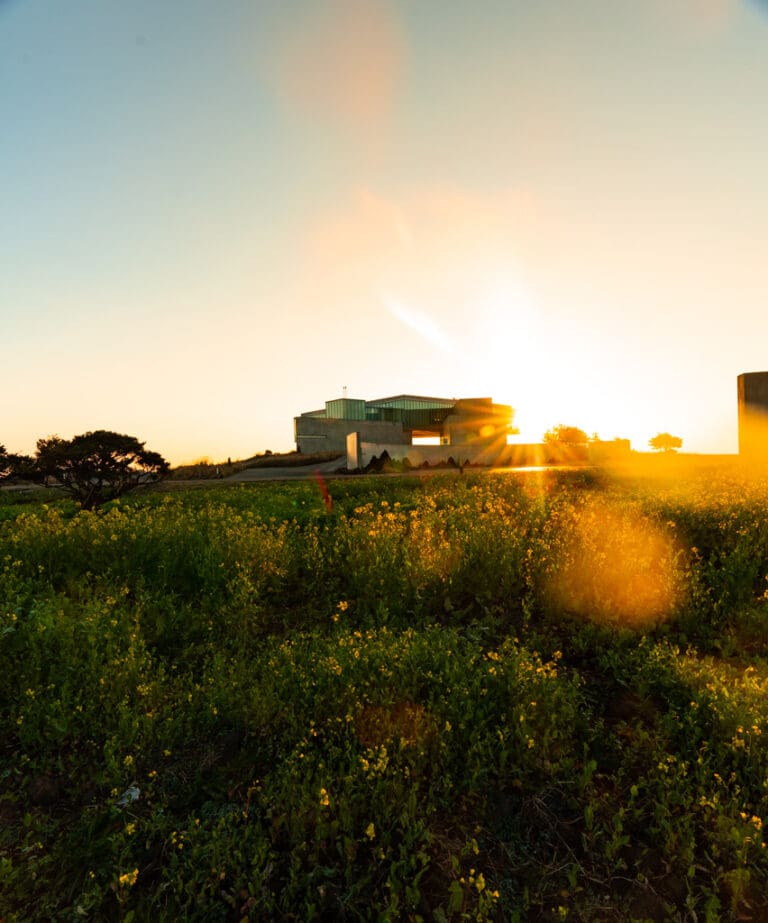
738;372;768;456
294;394;513;455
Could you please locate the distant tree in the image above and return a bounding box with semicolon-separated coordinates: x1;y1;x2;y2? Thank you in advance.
649;433;683;453
0;445;11;481
33;431;169;509
543;424;588;445
0;444;34;482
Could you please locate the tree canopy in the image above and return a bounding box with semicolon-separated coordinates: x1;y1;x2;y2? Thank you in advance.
648;433;683;453
33;431;169;509
543;424;588;446
0;445;34;482
0;445;10;481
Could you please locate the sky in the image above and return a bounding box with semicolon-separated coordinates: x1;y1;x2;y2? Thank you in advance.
2;0;768;464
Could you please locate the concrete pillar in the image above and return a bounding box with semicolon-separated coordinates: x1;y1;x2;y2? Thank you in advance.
346;432;362;470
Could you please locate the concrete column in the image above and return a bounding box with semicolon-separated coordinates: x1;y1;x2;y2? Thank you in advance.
346;432;362;470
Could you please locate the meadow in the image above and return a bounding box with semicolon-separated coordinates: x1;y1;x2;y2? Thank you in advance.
3;466;768;921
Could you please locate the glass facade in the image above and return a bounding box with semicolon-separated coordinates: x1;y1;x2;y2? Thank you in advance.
325;399;367;420
365;395;456;429
369;395;455;410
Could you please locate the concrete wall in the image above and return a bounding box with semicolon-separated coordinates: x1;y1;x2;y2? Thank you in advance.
295;417;408;454
357;442;565;469
587;439;632;464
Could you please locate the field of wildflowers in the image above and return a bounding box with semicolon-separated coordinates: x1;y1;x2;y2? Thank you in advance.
3;467;768;920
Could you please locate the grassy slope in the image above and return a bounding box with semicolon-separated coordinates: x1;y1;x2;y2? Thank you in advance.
167;451;344;480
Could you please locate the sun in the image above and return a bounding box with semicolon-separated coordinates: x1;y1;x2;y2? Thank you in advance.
466;272;561;444
472;274;651;450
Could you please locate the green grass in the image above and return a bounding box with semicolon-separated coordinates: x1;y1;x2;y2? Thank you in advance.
4;469;768;920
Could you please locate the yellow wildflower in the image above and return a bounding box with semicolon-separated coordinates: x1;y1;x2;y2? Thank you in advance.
118;868;139;887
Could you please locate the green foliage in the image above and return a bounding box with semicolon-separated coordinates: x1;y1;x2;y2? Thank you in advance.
4;469;768;919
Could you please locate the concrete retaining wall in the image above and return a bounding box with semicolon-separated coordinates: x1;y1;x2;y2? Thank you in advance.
357;442;566;469
295;418;408;454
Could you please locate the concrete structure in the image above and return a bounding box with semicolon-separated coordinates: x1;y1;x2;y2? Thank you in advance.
738;372;768;457
294;394;513;456
356;441;550;469
587;437;632;464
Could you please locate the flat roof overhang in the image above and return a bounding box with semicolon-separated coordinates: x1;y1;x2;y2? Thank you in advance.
407;426;445;438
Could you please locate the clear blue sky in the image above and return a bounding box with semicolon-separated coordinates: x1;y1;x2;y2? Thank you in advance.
3;0;768;462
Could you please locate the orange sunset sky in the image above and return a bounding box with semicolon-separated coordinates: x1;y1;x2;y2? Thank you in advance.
3;0;768;464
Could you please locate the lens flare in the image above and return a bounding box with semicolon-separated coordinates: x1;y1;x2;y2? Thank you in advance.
545;497;683;626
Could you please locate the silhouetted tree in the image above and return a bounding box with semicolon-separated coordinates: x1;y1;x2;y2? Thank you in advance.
649;433;683;453
0;445;34;482
33;431;169;509
0;445;11;481
543;424;588;445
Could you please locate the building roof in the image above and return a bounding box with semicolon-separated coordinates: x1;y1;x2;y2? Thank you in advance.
367;394;457;406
